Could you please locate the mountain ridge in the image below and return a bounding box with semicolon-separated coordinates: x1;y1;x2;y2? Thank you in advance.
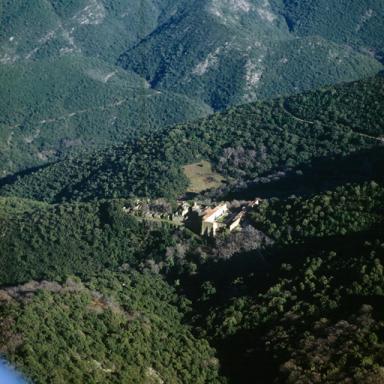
1;74;383;203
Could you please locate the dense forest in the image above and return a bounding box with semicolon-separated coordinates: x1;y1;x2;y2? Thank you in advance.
0;25;383;381
0;55;211;176
279;0;384;61
1;74;383;203
0;271;222;383
0;197;200;286
1;0;383;178
251;182;384;244
1;177;383;383
119;0;383;109
192;232;384;383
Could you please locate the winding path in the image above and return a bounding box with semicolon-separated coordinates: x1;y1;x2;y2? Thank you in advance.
281;101;315;125
4;92;161;145
281;101;384;144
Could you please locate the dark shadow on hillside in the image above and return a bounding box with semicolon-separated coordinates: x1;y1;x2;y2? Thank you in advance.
222;146;384;200
178;228;383;383
180;228;383;304
0;163;53;189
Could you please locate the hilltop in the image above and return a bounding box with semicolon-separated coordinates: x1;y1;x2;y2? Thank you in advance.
1;74;383;203
0;54;211;176
1;0;383;176
1;3;384;382
119;0;383;109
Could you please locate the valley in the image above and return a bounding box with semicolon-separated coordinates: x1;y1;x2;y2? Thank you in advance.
1;74;383;203
1;0;383;178
0;73;383;383
0;1;384;383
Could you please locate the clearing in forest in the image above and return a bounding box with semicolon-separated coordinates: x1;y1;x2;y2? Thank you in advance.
182;160;225;193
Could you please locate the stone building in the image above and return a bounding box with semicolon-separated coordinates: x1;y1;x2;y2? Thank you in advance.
200;203;228;237
228;211;245;232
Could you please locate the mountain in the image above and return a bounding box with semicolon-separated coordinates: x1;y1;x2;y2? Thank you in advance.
0;0;211;176
119;0;383;110
280;0;384;61
1;74;383;203
0;54;211;177
1;3;384;383
0;0;187;63
0;270;222;383
1;0;383;177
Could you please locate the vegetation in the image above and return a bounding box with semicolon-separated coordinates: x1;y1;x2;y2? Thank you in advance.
1;176;383;383
1;74;383;202
1;0;383;178
172;182;384;383
0;0;188;63
278;0;384;62
0;55;210;176
183;161;226;194
251;182;384;244
284;72;384;137
1;13;384;381
193;233;384;383
120;5;382;110
0;197;186;286
0;0;212;176
0;271;222;383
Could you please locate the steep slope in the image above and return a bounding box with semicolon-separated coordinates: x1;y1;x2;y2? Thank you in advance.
0;54;211;176
0;0;212;176
0;197;183;285
1;74;383;202
1;0;383;177
1;181;383;384
0;271;222;383
279;0;384;62
1;185;383;384
193;231;384;383
0;0;187;63
119;0;383;110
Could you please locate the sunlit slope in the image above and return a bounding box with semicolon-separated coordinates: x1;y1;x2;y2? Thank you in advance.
0;55;211;176
119;0;383;109
279;0;384;61
1;74;383;203
0;0;188;63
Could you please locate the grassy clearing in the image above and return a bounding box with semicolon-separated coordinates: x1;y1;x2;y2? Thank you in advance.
182;160;225;193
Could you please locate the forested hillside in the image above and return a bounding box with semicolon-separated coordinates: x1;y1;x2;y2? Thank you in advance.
0;197;187;285
0;0;210;176
1;0;383;177
0;77;382;383
251;182;384;244
1;2;384;382
0;0;187;63
279;0;384;61
1;181;383;383
1;74;383;203
0;54;210;176
0;271;222;383
167;182;384;383
120;0;382;110
194;231;384;383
